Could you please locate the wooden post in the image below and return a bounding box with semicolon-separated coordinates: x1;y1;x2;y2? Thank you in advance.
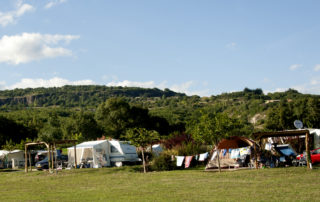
141;148;146;173
54;143;57;173
25;145;28;173
254;142;258;169
48;145;51;172
74;144;77;168
305;132;312;169
28;152;32;171
217;149;221;172
51;145;54;170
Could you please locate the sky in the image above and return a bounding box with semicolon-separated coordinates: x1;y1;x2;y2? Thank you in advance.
0;0;320;96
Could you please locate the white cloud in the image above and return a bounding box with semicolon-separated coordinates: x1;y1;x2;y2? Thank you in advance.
45;0;67;9
314;64;320;72
226;42;237;50
6;77;95;89
106;80;210;96
0;2;34;27
106;80;158;89
289;64;302;71
0;33;80;65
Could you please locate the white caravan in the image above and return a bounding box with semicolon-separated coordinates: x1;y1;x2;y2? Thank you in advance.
67;140;139;168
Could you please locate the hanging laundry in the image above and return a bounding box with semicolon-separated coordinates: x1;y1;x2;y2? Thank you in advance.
171;155;175;161
195;155;199;161
265;143;272;151
230;149;240;159
176;156;185;167
184;156;193;168
211;151;217;161
199;152;208;161
223;149;227;156
228;148;232;154
240;147;251;156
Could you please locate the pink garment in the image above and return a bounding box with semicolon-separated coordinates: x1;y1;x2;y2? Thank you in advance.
184;156;193;168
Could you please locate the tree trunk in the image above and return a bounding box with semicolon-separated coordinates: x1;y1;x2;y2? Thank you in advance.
217;149;221;172
141;148;146;173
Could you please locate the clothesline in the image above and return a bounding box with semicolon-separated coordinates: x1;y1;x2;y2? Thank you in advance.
210;146;252;161
175;152;209;168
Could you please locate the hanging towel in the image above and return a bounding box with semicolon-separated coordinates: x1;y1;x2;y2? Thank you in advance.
176;156;185;167
184;156;193;168
211;151;217;161
230;149;240;159
265;143;272;151
240;147;251;156
228;148;232;153
195;155;199;161
199;152;209;161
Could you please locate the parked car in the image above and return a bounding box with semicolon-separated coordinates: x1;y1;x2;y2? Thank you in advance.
296;148;320;164
35;155;68;170
35;152;47;163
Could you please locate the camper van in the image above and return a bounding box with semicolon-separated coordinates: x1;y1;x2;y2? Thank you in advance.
67;140;140;168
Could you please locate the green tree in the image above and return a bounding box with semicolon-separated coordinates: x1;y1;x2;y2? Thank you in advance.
125;128;159;173
95;98;132;139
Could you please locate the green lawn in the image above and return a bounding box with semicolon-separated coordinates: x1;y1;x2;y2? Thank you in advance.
0;166;319;201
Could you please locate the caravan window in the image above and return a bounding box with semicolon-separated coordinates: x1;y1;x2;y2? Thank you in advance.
111;145;119;153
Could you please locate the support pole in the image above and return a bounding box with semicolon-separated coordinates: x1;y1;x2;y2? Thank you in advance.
305;132;312;169
28;152;32;171
47;145;51;172
54;143;57;173
51;145;54;170
254;142;258;169
217;149;221;172
74;144;77;168
25;145;28;173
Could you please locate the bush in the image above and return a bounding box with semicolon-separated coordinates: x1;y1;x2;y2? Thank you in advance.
151;153;176;171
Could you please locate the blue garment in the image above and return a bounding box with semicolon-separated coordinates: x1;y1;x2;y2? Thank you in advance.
223;149;227;156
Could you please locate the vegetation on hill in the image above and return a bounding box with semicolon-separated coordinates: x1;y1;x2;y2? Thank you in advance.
0;85;319;149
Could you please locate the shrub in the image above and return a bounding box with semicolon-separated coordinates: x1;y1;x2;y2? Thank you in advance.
151;153;176;171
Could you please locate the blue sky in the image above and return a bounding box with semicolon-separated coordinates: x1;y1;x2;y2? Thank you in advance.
0;0;320;96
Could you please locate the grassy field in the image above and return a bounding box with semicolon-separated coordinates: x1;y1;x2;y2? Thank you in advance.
0;166;319;201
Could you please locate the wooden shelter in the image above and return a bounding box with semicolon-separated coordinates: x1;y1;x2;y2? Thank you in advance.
206;136;258;171
253;130;312;169
24;140;77;173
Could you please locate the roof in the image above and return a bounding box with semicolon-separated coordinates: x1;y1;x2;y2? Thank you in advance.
253;129;311;140
68;140;108;149
217;136;256;149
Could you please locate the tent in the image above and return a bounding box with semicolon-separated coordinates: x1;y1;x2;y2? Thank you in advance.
68;140;110;168
206;136;256;171
0;150;25;169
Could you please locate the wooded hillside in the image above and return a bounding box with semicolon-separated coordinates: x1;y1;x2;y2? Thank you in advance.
0;86;319;149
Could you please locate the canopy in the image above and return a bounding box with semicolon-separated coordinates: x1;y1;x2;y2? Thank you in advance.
217;136;255;149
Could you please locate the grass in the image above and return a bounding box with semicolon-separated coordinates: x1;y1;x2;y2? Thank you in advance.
0;166;319;201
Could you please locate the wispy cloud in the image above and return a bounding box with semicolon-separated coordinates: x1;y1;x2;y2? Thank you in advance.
289;64;302;71
106;80;210;96
45;0;67;9
226;42;237;50
2;77;95;90
0;2;34;27
314;64;320;72
0;33;80;65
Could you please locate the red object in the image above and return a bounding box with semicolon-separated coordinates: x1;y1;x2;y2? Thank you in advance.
296;148;320;164
184;156;193;168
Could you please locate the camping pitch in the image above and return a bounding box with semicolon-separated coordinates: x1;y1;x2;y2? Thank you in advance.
67;140;139;168
206;136;257;171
